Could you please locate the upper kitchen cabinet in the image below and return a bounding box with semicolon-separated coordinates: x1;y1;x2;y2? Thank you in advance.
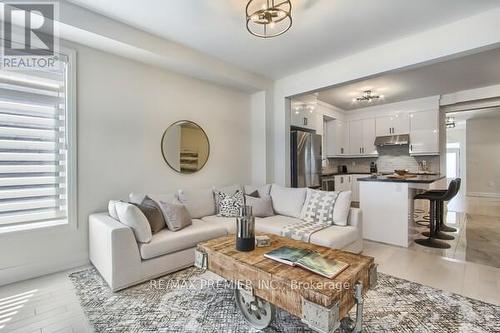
290;106;317;131
409;109;439;155
324;119;348;157
376;113;410;136
349;118;377;156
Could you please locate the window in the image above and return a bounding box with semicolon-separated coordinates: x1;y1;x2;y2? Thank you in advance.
0;52;76;229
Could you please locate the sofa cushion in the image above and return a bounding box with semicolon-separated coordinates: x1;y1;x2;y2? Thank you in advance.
333;191;352;226
213;185;242;214
132;196;166;234
214;190;244;217
114;202;152;243
139;219;227;260
177;188;216;218
245;195;274;218
309;225;359;249
201;215;237;234
157;200;192;231
244;184;271;198
108;200;120;220
300;188;338;224
255;215;302;234
269;184;306;218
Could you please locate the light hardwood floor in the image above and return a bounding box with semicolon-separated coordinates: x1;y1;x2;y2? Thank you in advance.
1;197;499;332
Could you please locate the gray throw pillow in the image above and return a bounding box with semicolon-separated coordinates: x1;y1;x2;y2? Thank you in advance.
244;195;275;218
246;190;260;198
215;190;244;217
132;196;166;234
158;200;192;231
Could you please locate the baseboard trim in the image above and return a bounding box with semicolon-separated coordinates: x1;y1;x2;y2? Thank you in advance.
467;192;500;199
0;252;89;287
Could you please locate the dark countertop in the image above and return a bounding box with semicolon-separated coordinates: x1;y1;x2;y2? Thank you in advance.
357;174;446;184
321;171;396;177
321;172;373;177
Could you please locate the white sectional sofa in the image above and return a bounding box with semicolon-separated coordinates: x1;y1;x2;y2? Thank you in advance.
89;184;363;291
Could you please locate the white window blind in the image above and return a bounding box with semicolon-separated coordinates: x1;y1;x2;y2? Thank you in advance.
0;57;70;227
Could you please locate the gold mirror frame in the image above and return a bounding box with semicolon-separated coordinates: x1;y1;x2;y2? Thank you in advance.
161;120;210;174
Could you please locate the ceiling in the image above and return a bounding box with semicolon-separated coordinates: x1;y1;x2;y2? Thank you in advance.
66;0;500;79
316;47;500;110
449;108;500;122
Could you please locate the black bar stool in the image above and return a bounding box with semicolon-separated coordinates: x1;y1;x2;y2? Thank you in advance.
425;178;461;233
414;178;461;249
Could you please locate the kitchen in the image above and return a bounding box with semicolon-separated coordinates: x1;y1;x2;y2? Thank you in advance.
290;90;447;248
288;45;500;252
291;94;444;199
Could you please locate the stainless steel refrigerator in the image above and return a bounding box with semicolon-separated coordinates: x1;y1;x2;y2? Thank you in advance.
290;130;322;188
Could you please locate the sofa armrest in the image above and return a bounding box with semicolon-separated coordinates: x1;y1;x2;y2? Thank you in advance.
89;213;142;291
347;208;362;233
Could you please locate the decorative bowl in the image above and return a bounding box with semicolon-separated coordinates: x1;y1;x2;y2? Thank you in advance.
394;169;409;176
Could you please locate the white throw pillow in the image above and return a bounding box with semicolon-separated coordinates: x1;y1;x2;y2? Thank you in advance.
300;188;339;224
108;200;120;220
128;193;146;205
177;188;216;219
114;202;152;243
269;184;306;218
332;191;352;226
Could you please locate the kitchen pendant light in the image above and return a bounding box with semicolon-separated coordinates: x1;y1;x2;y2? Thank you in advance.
354;90;383;103
246;0;292;38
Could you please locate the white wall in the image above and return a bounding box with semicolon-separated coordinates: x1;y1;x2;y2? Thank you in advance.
466;115;500;197
251;91;267;184
0;41;254;285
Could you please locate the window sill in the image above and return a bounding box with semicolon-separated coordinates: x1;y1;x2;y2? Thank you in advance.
0;219;71;235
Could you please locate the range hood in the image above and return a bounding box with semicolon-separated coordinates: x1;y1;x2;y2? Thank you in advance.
374;134;410;146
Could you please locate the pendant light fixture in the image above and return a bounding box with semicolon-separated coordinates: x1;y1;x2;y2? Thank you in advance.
353;90;384;103
246;0;292;38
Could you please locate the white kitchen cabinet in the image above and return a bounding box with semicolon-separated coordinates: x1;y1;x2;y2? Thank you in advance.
334;174;351;192
362;118;377;155
376;113;410;136
291;108;317;131
324;119;348;157
409;109;439;155
349;118;377;156
349;120;364;156
350;174;367;202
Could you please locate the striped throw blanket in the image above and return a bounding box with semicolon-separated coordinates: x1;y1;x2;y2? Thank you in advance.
280;220;331;242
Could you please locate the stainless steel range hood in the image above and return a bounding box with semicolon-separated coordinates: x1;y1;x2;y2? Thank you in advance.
374;134;410;146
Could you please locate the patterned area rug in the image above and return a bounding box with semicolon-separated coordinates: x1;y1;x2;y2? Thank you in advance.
69;267;500;333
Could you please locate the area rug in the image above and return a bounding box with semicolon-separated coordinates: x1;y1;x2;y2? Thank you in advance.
69;267;500;333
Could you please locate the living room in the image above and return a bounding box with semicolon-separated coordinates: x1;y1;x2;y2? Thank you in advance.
0;1;499;332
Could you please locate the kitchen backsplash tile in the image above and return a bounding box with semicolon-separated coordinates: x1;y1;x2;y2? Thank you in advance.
325;146;440;174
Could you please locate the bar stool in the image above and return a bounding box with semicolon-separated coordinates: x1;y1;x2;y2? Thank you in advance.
425;178;461;233
414;178;461;249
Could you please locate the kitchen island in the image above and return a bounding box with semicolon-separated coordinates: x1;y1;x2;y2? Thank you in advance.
359;174;447;247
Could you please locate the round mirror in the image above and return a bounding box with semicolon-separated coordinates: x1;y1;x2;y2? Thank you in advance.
161;121;210;174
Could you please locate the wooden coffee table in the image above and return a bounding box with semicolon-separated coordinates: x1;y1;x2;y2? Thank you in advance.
195;234;377;333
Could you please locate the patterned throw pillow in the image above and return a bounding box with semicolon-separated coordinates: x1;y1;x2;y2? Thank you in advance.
215;190;244;217
300;189;339;224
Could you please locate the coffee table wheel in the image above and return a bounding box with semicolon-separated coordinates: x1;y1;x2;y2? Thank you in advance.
234;288;275;329
340;316;354;332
